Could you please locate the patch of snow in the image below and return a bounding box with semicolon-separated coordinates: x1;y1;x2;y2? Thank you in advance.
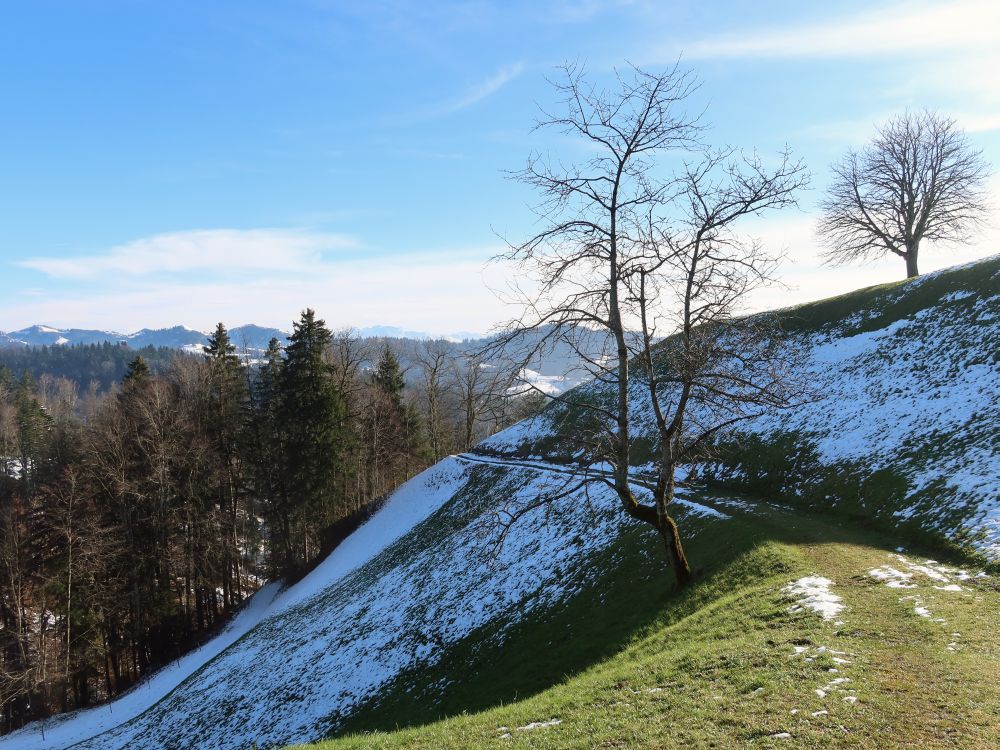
520;368;572;396
516;719;562;731
783;576;844;621
899;595;936;619
872;554;982;593
868;566;917;588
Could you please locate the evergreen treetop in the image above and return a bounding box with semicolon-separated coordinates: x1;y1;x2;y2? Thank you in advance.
123;355;151;384
373;344;405;410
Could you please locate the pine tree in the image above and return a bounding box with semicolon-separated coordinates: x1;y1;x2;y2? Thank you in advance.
278;310;346;570
365;343;426;495
248;338;290;575
373;344;405;410
0;364;13;396
203;323;249;606
122;355;151;389
14;381;51;500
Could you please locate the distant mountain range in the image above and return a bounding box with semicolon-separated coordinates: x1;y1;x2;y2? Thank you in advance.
0;323;608;395
0;324;482;352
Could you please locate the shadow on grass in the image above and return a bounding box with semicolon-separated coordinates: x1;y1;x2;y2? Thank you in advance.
323;487;946;741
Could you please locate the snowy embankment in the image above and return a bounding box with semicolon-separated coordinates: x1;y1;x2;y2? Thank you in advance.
1;454;728;750
0;458;473;750
744;271;1000;552
484;255;1000;555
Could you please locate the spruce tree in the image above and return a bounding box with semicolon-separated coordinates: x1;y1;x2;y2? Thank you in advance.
14;378;51;499
373;344;405;410
122;355;151;389
249;338;290;575
0;363;13;396
203;323;249;605
279;310;346;569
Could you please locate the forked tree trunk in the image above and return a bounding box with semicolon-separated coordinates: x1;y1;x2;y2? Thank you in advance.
615;483;693;589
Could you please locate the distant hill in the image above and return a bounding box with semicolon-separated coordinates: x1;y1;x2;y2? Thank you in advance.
0;342;182;392
0;323;487;351
0;322;614;395
0;324;288;351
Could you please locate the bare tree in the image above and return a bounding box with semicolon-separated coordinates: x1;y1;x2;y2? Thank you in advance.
491;63;807;586
818;109;991;278
327;328;371;400
449;351;519;451
414;341;452;461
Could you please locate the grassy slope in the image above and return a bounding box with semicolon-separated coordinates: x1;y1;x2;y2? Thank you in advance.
772;253;1000;337
285;261;1000;749
292;494;999;749
708;254;1000;547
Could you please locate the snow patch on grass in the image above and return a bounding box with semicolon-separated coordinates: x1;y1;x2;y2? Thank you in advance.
870;553;984;593
783;576;844;621
868;566;917;588
516;718;562;731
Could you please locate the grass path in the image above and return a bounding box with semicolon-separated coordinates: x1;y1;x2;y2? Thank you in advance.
290;495;1000;749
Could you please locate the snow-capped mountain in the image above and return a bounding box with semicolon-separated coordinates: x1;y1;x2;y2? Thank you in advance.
0;324;476;351
0;324;291;351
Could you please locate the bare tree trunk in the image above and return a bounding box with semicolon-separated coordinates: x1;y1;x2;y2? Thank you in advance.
659;515;691;587
906;247;919;278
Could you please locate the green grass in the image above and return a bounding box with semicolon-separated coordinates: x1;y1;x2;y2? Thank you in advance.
287;494;1000;749
772;253;1000;336
283;258;1000;748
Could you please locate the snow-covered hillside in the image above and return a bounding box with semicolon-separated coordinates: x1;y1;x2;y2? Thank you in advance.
3;256;995;750
484;255;1000;555
0;454;727;750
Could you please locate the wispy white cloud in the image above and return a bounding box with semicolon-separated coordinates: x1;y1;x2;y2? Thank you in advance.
434;62;525;116
889;48;1000;131
957;112;1000;134
8;227;514;335
684;0;999;60
20;229;358;279
679;0;1000;134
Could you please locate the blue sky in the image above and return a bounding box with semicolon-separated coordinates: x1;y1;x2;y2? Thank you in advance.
1;0;998;335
